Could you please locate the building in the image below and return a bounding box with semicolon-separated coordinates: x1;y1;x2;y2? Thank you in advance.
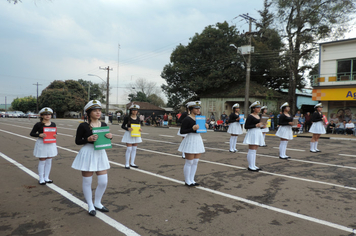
125;101;166;117
312;38;356;125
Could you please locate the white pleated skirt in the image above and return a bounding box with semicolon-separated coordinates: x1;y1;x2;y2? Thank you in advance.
178;133;205;154
276;126;293;140
71;143;110;171
309;121;326;134
121;130;142;144
33;138;58;158
243;128;264;145
227;122;243;135
177;128;187;137
261;127;269;133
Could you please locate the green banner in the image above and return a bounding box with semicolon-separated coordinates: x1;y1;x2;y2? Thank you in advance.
92;127;112;150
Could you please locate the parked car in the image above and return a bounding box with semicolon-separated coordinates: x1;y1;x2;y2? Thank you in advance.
13;111;26;118
26;112;38;118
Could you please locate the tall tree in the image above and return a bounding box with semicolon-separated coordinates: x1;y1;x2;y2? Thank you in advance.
78;79;105;102
38;80;87;117
161;21;246;110
274;0;356;114
11;96;37;113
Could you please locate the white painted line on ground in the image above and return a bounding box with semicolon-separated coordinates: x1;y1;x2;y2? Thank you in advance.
339;154;356;157
273;147;305;152
108;159;355;234
159;135;175;138
330;137;356;141
1;128;356;233
202;139;207;141
141;133;149;135
0;152;140;236
67;124;73;126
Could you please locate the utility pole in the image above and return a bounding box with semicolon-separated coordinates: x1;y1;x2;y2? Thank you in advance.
99;66;113;123
5;96;7;113
33;82;42;113
117;44;120;105
239;14;256;116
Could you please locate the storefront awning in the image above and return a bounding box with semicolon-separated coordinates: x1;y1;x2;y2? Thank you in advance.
312;88;356;101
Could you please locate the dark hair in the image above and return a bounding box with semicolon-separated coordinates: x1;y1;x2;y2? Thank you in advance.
250;107;259;113
233;107;239;113
282;106;289;113
189;107;194;112
261;108;266;114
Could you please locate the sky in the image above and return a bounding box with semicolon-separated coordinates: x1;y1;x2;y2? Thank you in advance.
1;0;356;107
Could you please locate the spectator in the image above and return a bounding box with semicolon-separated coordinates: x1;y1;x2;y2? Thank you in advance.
345;108;352;122
304;112;312;132
108;112;113;124
209;119;216;129
335;120;346;134
345;120;355;135
168;113;173;125
277;111;282;129
176;112;182;124
163;113;168;121
295;110;301;117
221;112;228;124
139;114;145;126
326;120;336;134
117;111;121;123
152;112;157;126
215;119;223;130
210;112;215;121
145;116;151;126
298;114;305;134
269;112;275;131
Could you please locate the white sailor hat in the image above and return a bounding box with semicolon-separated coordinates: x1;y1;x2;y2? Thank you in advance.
280;102;289;110
261;106;267;110
232;103;240;109
39;107;53;115
249;101;261;109
187;101;201;109
314;103;323;108
84;100;102;112
129;104;140;110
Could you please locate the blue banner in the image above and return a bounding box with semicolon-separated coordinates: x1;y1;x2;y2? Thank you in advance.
196;115;207;133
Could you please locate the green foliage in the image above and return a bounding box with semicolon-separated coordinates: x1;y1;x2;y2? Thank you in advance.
78;79;105;102
38;80;87;117
11;96;37;112
128;91;149;103
147;94;165;107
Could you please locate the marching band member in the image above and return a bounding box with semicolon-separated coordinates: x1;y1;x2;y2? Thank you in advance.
178;101;208;186
259;106;269;147
177;104;189;159
243;101;264;172
30;107;57;185
227;103;243;152
309;103;326;152
275;102;293;159
121;104;142;169
72;100;112;216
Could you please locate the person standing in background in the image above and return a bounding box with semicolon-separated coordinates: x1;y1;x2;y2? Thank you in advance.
269;112;275;131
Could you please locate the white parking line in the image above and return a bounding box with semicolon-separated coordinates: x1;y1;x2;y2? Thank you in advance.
339;154;356;157
0;128;355;233
0;151;140;236
159;135;174;138
273;147;305;152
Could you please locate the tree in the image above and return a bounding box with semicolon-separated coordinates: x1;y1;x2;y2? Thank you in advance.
274;0;356;115
38;80;87;117
128;78;160;97
78;79;105;102
147;94;165;107
128;91;149;103
161;22;246;110
11;96;37;112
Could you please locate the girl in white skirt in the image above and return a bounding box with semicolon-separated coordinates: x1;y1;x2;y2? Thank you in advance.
121;104;142;169
227;103;243;152
309;103;326;153
178;101;208;186
276;102;293;159
177;108;189;159
30;107;57;185
72;100;112;216
243;101;264;172
259;106;269;147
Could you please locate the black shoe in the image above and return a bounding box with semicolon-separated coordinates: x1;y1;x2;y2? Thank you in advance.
310;150;317;153
286;156;291;159
229;150;236;153
182;156;185;159
38;181;46;185
125;166;130;169
316;149;321;152
95;206;109;212
279;156;288;159
193;183;200;186
256;168;262;171
247;167;259;172
185;183;194;187
88;210;96;216
45;180;53;183
130;164;139;168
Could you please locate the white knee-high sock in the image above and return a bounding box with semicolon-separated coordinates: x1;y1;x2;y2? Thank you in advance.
94;174;108;208
44;158;52;181
251;150;258;169
82;176;94;211
38;160;46;183
130;146;137;165
310;142;315;151
184;159;193;184
190;159;199;184
284;141;289;157
247;149;255;169
233;136;238;151
279;141;283;157
125;146;132;167
229;136;234;151
315;141;319;150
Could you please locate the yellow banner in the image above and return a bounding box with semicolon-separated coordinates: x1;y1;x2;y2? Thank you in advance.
312;88;356;101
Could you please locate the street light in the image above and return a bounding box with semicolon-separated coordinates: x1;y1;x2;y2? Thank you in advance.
88;74;109;123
